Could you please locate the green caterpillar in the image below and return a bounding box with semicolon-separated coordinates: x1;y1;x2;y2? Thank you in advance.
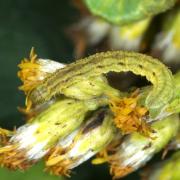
29;51;174;118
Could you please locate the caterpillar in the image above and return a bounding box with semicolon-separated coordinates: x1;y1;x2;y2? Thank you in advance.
29;51;174;117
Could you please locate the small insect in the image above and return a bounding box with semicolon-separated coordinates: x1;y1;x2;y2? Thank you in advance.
83;0;177;25
29;51;174;118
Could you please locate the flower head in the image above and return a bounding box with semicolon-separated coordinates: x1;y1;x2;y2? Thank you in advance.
18;47;65;111
109;18;151;51
18;48;65;95
93;114;179;179
109;90;151;136
0;98;103;170
152;9;180;64
45;108;116;176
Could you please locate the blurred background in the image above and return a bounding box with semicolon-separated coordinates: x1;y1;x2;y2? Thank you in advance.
0;0;178;180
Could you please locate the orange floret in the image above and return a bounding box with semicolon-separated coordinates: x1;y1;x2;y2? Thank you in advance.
17;47;43;95
0;144;35;170
110;165;133;179
109;90;152;136
45;147;72;177
0;128;14;145
92;145;134;179
92;140;134;179
17;48;49;112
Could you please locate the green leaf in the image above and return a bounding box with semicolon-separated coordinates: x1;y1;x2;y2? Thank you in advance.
0;162;65;180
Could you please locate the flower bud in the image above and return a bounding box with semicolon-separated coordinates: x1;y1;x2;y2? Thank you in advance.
96;114;179;179
45;108;117;176
0;98;104;170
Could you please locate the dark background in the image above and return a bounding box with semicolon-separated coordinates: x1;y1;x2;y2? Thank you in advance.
0;0;141;179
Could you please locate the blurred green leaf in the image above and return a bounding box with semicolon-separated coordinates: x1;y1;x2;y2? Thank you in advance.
0;162;65;180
